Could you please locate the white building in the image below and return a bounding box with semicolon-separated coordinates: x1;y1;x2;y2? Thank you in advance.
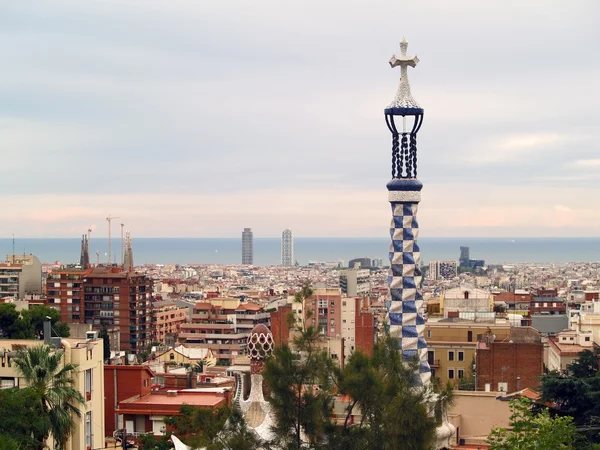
441;287;492;318
339;265;370;297
0;254;42;299
281;229;294;266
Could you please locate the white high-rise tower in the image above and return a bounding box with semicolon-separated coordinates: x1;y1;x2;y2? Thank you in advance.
281;229;294;266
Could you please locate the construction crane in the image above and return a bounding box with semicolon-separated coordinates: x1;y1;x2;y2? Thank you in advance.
106;215;120;265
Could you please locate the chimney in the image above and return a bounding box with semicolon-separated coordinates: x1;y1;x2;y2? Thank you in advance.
43;318;62;348
43;318;52;345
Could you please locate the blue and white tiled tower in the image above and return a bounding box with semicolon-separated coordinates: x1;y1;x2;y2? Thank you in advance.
385;37;430;387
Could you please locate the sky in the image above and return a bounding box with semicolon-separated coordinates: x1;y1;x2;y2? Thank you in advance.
1;0;599;238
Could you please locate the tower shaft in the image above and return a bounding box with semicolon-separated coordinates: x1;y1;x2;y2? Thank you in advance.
386;183;430;386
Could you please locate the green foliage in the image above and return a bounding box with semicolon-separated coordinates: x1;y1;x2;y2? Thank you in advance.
493;303;507;313
457;356;476;391
13;344;85;450
541;350;600;446
332;333;439;450
164;405;265;450
0;387;51;450
488;398;576;449
0;304;70;339
99;326;111;361
139;433;174;450
22;305;70;337
567;348;599;378
264;281;337;449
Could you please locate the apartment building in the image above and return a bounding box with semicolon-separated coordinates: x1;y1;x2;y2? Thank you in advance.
84;267;152;354
46;266;86;322
341;297;374;357
178;298;268;365
46;266;153;354
0;330;105;450
339;266;371;297
425;321;511;386
152;300;189;344
0;254;42;299
303;288;342;337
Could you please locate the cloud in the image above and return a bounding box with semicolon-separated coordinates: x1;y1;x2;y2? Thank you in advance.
462;133;567;165
571;159;600;168
0;1;599;237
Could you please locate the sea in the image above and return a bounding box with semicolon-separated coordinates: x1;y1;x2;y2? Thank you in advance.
1;237;599;267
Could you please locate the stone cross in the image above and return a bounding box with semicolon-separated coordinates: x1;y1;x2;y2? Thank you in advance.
388;37;421;110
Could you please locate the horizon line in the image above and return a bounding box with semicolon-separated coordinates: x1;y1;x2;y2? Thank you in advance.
3;236;600;240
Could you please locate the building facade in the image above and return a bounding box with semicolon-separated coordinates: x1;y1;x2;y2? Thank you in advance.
303;288;342;338
441;287;493;318
151;300;189;344
339;266;371;297
476;327;543;393
281;229;294;266
425;322;511;386
178;298;269;365
242;228;253;265
83;267;152;354
45;266;153;354
428;260;458;281
0;254;42;299
0;335;105;450
46;266;86;322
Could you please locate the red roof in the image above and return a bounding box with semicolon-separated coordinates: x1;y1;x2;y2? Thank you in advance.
236;303;263;311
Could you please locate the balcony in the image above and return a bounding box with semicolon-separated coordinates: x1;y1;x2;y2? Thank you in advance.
428;359;440;368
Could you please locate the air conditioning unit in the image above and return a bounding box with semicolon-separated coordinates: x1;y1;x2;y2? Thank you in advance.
86;331;99;341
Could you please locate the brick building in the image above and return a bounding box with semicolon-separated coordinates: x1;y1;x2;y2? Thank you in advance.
46;266;86;322
45;266;153;354
270;305;292;346
104;365;155;437
476;327;543;393
303;288;342;337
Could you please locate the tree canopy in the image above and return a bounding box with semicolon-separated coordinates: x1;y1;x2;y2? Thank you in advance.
0;303;70;339
488;398;577;450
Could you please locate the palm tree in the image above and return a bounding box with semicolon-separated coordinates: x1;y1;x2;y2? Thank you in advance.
13;344;85;450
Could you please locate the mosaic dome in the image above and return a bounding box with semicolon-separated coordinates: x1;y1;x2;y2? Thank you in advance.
247;324;274;360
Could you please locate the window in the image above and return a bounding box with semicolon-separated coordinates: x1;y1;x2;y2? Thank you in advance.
458;351;464;361
170;353;175;360
467;331;473;342
448;351;454;361
448;369;455;379
0;377;16;389
458;369;464;379
85;411;92;448
85;369;92;401
426;330;431;338
586;337;591;342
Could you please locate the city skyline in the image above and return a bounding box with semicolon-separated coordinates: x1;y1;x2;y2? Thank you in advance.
1;1;598;238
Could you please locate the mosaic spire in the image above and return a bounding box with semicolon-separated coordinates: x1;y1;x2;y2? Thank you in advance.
384;37;430;387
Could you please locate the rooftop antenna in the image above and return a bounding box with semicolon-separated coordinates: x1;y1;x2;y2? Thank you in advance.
96;250;100;266
106;215;119;265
